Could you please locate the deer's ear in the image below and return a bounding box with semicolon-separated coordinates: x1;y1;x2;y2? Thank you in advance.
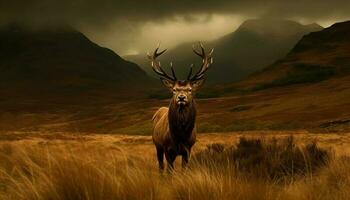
191;78;205;90
160;78;174;90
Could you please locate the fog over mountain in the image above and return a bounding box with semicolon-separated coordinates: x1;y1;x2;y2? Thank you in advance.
126;19;322;84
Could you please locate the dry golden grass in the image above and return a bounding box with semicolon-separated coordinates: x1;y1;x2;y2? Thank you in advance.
0;132;350;200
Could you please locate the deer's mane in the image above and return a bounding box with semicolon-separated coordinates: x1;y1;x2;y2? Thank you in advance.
168;99;196;143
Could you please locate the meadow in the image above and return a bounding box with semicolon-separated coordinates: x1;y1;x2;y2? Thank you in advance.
1;131;350;200
0;73;349;200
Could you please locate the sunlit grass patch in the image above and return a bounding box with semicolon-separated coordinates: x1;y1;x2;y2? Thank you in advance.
0;136;349;200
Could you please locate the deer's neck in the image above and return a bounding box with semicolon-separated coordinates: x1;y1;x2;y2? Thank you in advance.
168;99;196;141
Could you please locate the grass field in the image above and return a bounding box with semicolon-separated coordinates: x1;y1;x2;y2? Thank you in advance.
1;131;350;200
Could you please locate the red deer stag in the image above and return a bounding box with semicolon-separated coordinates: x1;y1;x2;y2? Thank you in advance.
148;43;213;171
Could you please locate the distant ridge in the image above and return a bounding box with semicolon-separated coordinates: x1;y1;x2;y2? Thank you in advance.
0;24;154;97
126;19;322;84
241;20;350;89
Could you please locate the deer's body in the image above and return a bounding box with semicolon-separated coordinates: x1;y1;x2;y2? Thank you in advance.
148;43;213;171
152;100;197;170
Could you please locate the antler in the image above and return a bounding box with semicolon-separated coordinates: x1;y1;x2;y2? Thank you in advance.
147;45;177;81
188;43;214;81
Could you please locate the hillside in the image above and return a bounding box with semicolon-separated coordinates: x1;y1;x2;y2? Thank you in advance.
0;22;349;134
0;75;349;133
0;24;154;98
126;19;322;84
241;20;350;89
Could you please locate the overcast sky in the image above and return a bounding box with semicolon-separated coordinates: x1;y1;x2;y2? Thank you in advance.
2;0;350;55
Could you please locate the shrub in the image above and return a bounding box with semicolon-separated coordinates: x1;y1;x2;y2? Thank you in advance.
192;136;330;181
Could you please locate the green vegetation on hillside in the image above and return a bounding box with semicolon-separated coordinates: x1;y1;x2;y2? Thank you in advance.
252;64;336;91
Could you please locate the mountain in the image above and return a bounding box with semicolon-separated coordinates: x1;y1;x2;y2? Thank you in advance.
211;19;323;83
241;20;350;90
0;24;154;97
125;19;322;84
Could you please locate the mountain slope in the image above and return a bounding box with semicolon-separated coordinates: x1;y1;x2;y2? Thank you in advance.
212;19;322;82
241;20;350;89
126;19;322;84
0;24;154;96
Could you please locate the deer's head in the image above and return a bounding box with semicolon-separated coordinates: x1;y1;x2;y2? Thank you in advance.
148;43;213;107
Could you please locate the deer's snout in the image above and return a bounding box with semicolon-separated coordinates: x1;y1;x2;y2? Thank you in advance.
178;95;186;101
177;94;188;105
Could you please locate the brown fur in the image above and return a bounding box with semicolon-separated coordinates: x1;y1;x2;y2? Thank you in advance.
152;97;197;171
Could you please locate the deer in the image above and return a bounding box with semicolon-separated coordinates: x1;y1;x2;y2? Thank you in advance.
148;43;213;171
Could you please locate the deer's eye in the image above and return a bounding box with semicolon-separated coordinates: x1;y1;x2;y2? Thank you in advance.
173;89;176;92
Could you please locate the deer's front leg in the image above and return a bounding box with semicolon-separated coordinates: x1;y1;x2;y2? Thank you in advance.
165;148;177;172
156;146;164;171
181;146;191;169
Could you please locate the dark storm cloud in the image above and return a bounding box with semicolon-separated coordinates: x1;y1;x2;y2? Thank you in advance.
1;0;350;54
1;0;350;27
